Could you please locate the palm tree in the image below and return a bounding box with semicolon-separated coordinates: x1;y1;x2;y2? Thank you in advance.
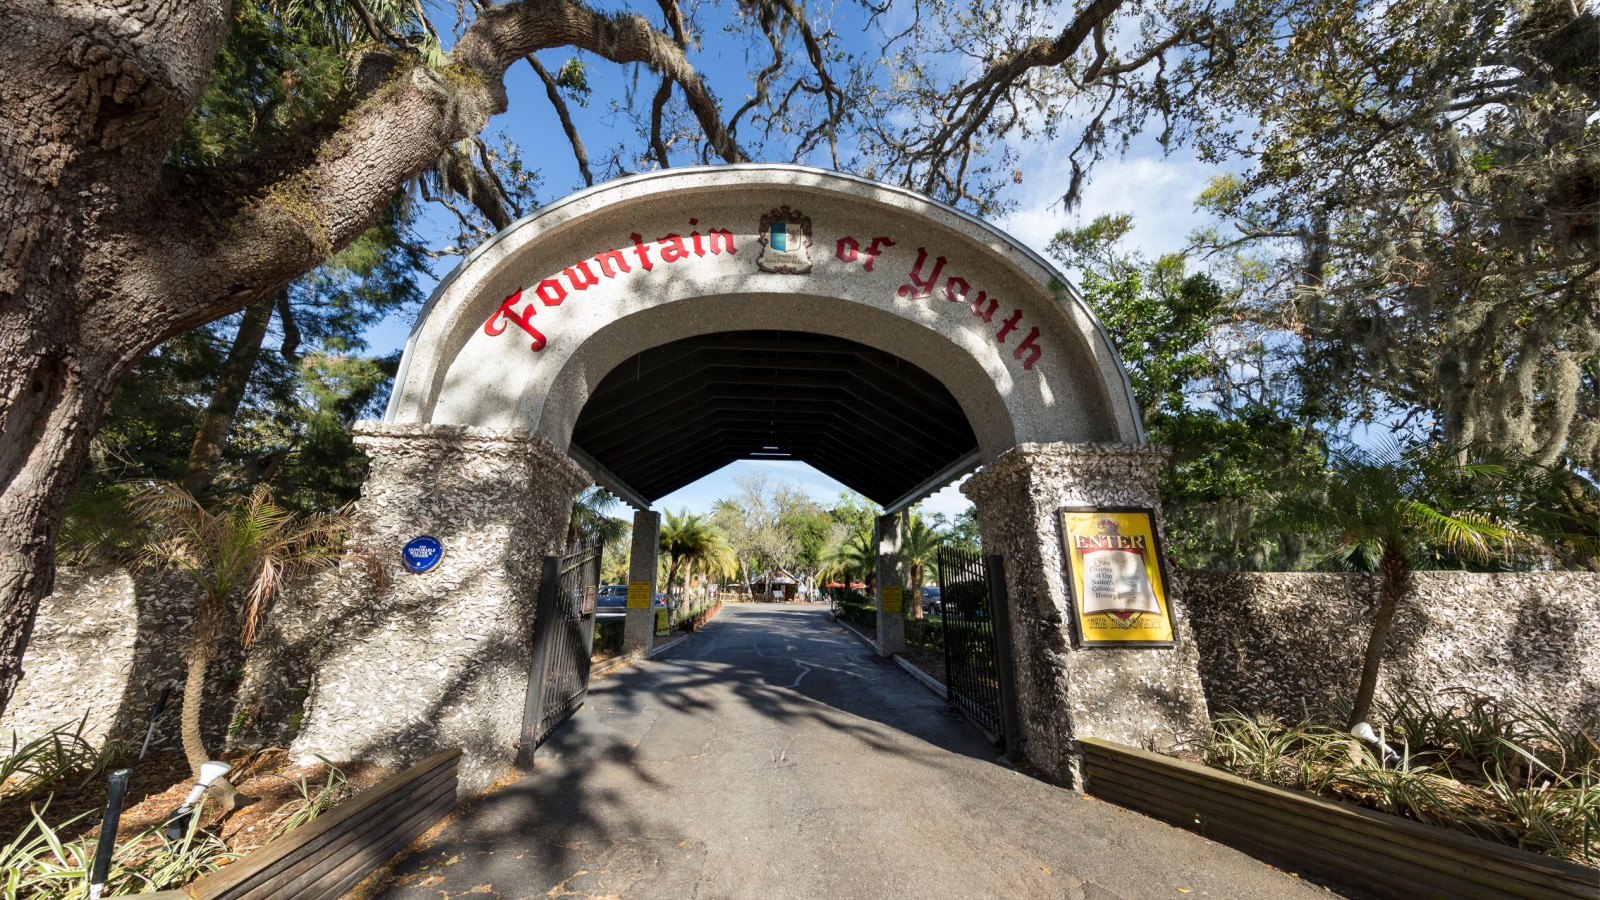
659;510;727;598
567;484;629;551
824;527;877;598
137;483;349;804
900;514;944;619
1276;440;1532;727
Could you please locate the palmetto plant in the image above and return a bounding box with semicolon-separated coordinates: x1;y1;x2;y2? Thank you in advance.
566;485;629;551
1275;440;1533;728
136;483;349;804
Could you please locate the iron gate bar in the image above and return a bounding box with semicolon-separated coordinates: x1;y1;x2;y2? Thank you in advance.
985;554;1023;762
936;545;1005;742
518;539;602;767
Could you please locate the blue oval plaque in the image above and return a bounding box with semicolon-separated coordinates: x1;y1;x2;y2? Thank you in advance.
401;536;443;574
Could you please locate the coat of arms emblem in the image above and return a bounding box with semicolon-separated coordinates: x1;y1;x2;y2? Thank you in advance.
757;206;813;274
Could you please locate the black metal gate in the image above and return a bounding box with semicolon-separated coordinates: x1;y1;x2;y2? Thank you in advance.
519;539;602;764
935;546;1021;758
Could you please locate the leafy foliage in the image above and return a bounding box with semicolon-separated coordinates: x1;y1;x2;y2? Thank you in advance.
0;719;128;809
1273;439;1536;724
1204;689;1600;865
1190;0;1600;471
0;801;238;899
136;483;350;647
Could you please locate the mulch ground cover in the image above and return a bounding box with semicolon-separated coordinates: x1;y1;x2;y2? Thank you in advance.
896;646;947;685
1;746;390;858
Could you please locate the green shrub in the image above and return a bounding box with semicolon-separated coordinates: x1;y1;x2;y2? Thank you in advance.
836;600;875;632
1203;690;1600;865
593;618;625;657
902;617;944;653
0;717;128;808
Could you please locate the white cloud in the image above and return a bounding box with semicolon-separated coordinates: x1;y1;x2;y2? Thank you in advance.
1000;139;1219;270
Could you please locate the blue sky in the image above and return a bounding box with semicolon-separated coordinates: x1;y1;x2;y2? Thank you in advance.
364;19;1220;519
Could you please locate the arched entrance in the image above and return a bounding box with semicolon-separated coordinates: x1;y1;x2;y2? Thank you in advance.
288;166;1209;790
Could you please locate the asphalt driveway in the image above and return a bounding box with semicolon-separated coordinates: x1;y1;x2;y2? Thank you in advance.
366;605;1338;899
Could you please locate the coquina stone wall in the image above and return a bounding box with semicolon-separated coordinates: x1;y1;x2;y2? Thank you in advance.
0;567;241;754
280;423;588;794
3;425;586;796
1182;570;1600;728
964;442;1212;786
17;486;1594;792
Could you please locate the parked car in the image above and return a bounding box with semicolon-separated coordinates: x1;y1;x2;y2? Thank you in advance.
595;584;668;619
921;585;943;615
596;584;628;618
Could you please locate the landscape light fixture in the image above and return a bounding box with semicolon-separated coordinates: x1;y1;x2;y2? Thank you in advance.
1349;721;1401;765
163;760;231;841
138;686;171;760
87;768;131;900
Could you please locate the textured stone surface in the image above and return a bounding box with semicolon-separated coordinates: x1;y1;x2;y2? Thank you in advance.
1184;570;1600;728
963;442;1211;786
874;513;905;656
1;567;241;755
3;569;141;746
279;423;589;794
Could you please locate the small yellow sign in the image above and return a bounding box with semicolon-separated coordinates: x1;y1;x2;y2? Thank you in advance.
1060;508;1176;647
881;585;903;614
655;609;670;635
627;581;652;609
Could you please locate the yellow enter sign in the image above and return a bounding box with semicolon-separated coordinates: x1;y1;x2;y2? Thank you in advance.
627;581;652;609
881;585;903;614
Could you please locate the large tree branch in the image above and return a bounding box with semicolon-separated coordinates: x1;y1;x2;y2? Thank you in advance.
527;56;596;186
117;0;749;345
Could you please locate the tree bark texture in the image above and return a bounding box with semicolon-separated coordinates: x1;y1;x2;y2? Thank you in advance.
1347;541;1411;728
0;0;747;723
178;600;243;807
180;625;215;776
182;294;276;497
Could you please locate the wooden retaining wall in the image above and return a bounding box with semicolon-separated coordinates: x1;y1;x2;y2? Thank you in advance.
150;748;460;900
1080;738;1599;900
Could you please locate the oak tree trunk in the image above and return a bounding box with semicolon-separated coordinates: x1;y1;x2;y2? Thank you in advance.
0;0;746;725
182;295;277;497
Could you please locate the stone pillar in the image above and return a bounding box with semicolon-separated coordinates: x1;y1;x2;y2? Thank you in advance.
875;513;906;656
962;442;1209;787
624;510;660;655
285;423;588;794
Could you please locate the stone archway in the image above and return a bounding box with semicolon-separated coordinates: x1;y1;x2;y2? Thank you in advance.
287;166;1208;790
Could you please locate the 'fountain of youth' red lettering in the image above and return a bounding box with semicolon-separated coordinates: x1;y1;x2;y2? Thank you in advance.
481;222;1041;371
482;220;740;351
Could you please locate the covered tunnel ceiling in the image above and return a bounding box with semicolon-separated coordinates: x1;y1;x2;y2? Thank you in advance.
571;331;979;505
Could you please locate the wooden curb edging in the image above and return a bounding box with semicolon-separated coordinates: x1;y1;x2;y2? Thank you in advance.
147;748;461;900
1079;738;1600;899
